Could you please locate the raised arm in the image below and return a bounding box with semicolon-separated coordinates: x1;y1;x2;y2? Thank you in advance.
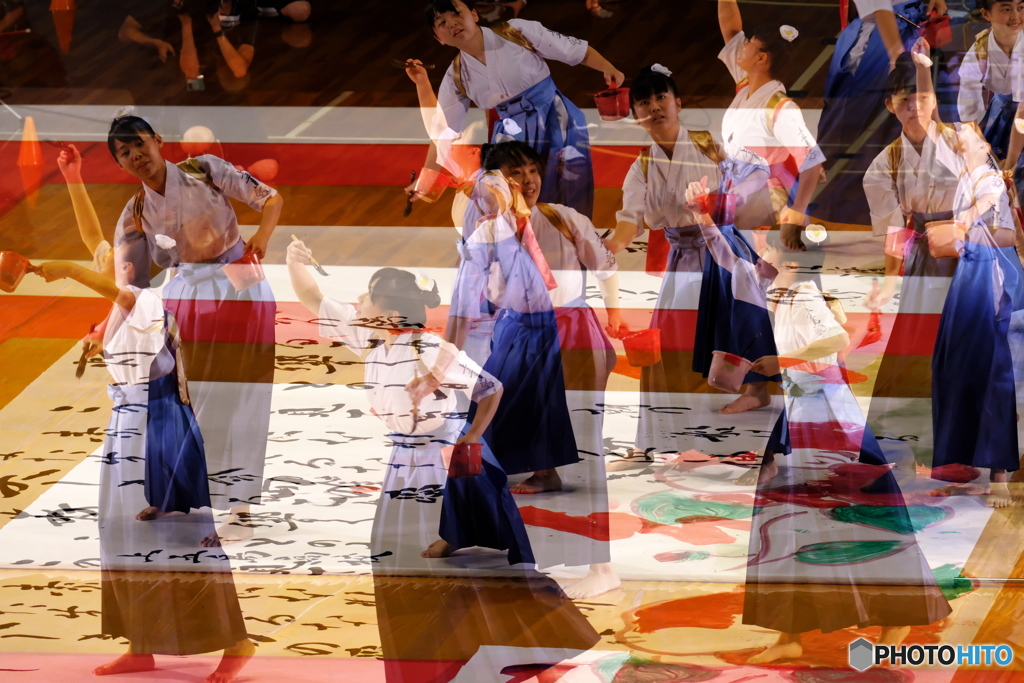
34;261;133;310
206;12;253;78
57;145;108;268
286;240;324;314
718;0;743;44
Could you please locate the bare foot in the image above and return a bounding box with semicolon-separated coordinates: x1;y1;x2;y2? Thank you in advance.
757;458;779;486
136;506;167;522
94;653;155;676
719;393;770;415
733;467;760;487
209;509;255;546
563;563;621;599
929;482;989;498
201;532;223;548
421;539;456;558
606;449;653;472
877;625;911;646
206;639;255;683
510;470;562;494
988;481;1012;508
747;640;802;664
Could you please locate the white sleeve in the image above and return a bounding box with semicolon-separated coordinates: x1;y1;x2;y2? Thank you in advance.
123;286;165;334
510;18;588;65
863;149;905;237
418;337;502;401
562;205;617;279
1015;31;1024;102
718;31;746;84
798;284;846;340
318;297;376;353
853;0;896;19
729;257;770;310
199;155;277;211
436;66;471;134
772;102;826;171
614;156;647;231
957;48;986;124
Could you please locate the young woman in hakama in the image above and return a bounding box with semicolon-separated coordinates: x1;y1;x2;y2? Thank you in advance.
287;256;599;677
107;114;282;544
448;166;580;494
482;141;624;598
35;235;253;683
604;66;780;466
814;0;951;227
735;229;951;664
924;118;1024;508
959;1;1024;183
862;57;961;445
717;1;826;251
287;253;531;567
408;0;623;217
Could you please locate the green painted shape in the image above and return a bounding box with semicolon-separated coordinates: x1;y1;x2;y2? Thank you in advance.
932;563;976;602
633;491;749;525
826;504;950;534
794;540;910;565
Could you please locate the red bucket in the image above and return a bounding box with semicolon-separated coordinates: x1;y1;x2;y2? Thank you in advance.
708;351;752;393
707;192;737;225
448;442;483;479
923;12;951;48
0;251;33;293
223;252;265;292
594;85;631;122
622;328;661;367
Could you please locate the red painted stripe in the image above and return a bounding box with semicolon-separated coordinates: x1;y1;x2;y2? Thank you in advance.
0;140;643;192
0;298;945;355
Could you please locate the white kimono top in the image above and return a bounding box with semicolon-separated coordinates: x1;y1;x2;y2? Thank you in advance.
103;286;175;386
318;297;500;439
615;127;725;234
863;121;962;236
114;156;277;266
532;202;616;308
718;31;826;173
433;19;588;136
960;29;1020;123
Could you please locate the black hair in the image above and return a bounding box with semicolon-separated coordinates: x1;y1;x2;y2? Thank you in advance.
368;267;441;329
425;0;475;29
981;0;1017;11
114;228;153;289
107;115;158;160
746;23;796;81
629;66;679;106
481;140;544;173
885;52;919;98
